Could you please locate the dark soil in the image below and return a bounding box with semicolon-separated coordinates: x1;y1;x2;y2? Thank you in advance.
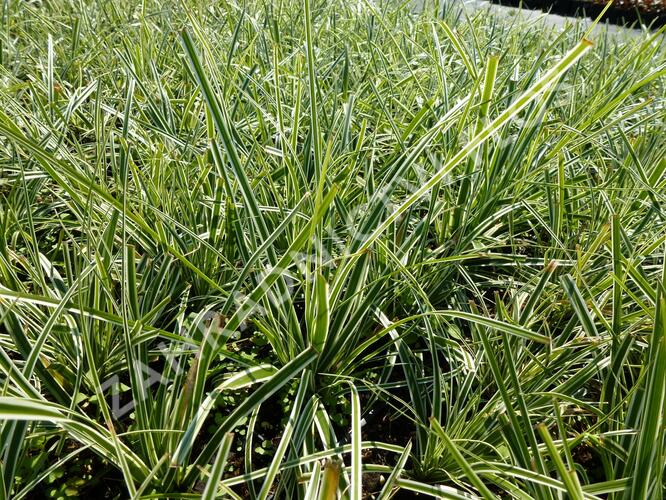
489;0;666;27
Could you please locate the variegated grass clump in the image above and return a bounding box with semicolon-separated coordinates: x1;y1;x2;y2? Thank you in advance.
0;0;664;498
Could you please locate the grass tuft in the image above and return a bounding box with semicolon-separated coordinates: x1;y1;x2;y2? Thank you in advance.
0;0;664;497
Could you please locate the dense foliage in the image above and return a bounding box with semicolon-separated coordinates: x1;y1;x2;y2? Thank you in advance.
0;0;665;498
